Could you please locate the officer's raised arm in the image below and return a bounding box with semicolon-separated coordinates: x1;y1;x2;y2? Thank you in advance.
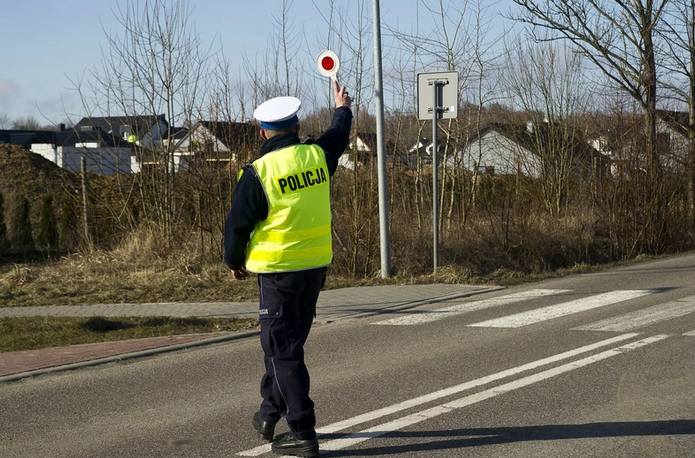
334;78;352;109
315;80;353;176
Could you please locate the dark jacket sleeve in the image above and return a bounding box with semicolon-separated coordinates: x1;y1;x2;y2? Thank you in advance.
223;166;268;270
315;106;353;176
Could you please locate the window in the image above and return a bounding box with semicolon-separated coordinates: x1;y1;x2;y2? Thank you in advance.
119;125;132;139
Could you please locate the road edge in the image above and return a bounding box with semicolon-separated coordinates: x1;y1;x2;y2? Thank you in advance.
1;286;504;383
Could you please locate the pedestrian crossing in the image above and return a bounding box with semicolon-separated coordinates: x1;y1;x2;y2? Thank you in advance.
372;288;695;336
573;296;695;332
372;289;570;326
468;290;654;328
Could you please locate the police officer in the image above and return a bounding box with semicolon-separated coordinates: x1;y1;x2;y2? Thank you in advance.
224;79;352;457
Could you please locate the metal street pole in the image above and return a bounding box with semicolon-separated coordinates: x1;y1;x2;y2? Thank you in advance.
432;81;439;271
417;71;456;273
373;0;391;278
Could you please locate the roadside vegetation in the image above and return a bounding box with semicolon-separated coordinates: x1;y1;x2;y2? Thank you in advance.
0;316;259;352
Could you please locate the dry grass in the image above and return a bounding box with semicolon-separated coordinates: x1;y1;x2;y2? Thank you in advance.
0;214;634;308
0;205;664;309
0;226;259;307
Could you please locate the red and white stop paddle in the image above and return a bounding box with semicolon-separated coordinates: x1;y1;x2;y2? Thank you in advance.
317;50;340;81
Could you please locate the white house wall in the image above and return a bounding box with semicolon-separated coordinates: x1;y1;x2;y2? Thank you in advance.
181;125;231;153
656;119;688;174
30;143;61;167
170;124;233;172
131;155;141;173
355;137;370;152
338;154;355;170
463;130;541;177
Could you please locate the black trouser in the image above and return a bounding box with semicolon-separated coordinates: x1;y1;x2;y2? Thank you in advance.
257;267;325;440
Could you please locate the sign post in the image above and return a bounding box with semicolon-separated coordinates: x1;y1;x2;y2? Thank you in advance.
372;0;392;278
417;71;458;271
318;45;392;278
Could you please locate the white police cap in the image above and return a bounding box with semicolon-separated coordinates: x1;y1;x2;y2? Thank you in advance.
253;96;301;130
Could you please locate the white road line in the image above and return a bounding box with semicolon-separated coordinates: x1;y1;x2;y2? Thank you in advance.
684;330;695;337
372;289;570;326
315;335;670;455
468;290;655;329
236;333;638;457
574;295;695;332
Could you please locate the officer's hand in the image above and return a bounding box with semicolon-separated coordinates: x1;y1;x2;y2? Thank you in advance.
232;267;249;280
334;79;352;109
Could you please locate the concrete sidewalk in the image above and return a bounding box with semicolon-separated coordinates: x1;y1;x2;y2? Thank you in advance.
0;284;500;382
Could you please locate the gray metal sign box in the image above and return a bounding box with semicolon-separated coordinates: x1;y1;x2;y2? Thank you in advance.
417;71;458;120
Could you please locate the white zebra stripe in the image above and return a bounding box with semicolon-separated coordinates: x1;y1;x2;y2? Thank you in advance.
574;295;695;332
372;289;570;326
468;290;655;328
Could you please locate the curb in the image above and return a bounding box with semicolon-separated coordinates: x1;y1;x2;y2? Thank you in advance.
316;285;505;323
0;330;260;384
1;285;504;383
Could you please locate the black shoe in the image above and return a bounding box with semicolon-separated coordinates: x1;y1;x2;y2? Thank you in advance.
252;411;277;441
271;434;319;457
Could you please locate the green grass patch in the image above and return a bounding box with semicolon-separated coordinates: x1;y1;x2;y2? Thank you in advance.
0;316;259;352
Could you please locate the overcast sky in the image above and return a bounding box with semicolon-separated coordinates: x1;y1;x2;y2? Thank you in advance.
0;0;517;126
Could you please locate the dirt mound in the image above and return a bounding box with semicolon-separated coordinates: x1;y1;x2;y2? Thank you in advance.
0;144;80;237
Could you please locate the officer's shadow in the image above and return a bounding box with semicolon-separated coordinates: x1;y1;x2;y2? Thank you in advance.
320;420;695;456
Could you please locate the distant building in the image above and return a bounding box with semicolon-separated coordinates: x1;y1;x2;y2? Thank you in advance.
340;132;394;169
655;109;690;175
73;115;168;149
587;110;686;177
460;122;606;179
0;125;132;175
406;138;446;166
171;121;257;171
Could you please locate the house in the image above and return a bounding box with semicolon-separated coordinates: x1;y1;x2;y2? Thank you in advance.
0;125;133;175
171;121;257;171
460;123;535;176
73;114;168;149
460;122;605;179
406;138;447;166
339;132;394;169
588;111;686;177
655;109;690;174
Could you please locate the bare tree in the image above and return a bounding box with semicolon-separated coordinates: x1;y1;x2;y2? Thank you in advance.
510;0;670;250
241;0;308;104
11;116;42;130
274;0;303;97
458;1;505;229
389;1;503;237
658;1;695;227
0;114;12;129
502;41;591;217
331;0;378;277
74;0;214;237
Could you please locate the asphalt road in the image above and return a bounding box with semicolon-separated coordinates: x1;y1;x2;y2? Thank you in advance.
2;254;695;457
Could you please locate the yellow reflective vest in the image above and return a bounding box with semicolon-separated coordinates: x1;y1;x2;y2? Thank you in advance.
245;143;333;273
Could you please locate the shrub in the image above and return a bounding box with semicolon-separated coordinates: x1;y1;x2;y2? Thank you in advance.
59;193;80;250
37;194;58;248
11;194;33;250
0;191;8;251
